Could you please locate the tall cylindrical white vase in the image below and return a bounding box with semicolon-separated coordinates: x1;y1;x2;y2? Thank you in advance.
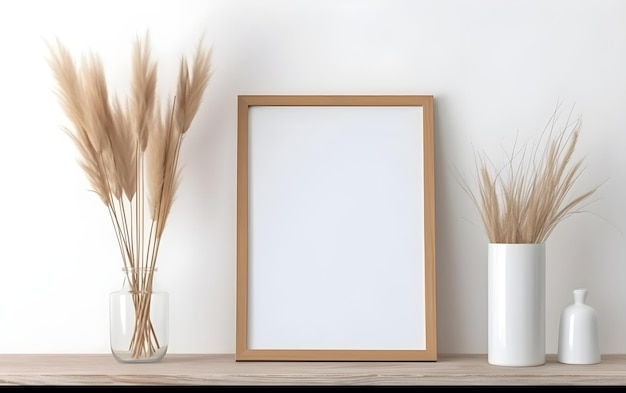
488;243;546;367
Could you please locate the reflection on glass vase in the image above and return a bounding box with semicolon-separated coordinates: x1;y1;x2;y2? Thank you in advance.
109;267;169;363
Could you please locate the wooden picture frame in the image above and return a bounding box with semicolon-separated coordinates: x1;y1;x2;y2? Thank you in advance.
236;95;436;361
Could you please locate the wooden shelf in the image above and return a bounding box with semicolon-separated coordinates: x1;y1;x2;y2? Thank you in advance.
0;354;624;385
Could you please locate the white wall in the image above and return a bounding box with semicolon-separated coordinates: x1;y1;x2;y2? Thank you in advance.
0;0;624;355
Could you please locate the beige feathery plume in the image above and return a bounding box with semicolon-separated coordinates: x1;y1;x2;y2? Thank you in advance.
131;32;157;152
81;52;123;201
110;96;137;201
47;40;111;206
146;99;183;239
145;103;165;216
147;38;212;237
174;39;212;134
48;32;212;360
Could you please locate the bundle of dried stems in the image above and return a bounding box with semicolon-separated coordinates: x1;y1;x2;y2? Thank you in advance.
458;107;599;244
47;32;212;359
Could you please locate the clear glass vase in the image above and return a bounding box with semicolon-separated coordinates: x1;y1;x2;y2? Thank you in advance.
109;267;169;363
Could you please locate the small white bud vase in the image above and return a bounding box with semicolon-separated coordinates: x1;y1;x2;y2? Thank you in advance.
488;243;545;367
558;288;600;365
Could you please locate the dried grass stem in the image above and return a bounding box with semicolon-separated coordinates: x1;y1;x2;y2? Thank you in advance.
47;32;212;358
458;106;599;244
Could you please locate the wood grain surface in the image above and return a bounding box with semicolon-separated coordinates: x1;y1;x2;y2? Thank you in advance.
0;354;623;385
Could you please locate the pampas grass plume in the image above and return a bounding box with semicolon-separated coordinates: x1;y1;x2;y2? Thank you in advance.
47;31;212;359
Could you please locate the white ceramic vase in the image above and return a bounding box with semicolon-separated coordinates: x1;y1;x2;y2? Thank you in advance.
557;288;600;364
488;243;545;367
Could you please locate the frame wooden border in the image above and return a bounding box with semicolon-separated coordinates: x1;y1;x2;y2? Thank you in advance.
236;95;436;361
